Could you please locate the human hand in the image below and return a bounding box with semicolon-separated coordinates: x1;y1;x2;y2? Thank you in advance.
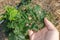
28;18;59;40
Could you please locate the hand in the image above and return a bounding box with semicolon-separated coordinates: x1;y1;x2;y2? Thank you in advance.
28;18;59;40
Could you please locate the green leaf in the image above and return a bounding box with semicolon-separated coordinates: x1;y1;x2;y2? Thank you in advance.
4;6;20;21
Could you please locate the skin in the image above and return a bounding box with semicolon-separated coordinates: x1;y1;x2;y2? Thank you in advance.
28;18;59;40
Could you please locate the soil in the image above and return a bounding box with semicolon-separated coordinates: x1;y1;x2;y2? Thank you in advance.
0;0;60;40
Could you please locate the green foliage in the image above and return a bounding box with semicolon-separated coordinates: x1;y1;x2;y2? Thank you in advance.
21;0;31;5
2;0;48;40
3;5;46;40
4;6;20;21
0;15;4;21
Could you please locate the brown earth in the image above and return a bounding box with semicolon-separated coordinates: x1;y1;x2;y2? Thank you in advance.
0;0;60;40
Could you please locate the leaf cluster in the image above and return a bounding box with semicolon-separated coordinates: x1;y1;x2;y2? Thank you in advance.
2;0;47;40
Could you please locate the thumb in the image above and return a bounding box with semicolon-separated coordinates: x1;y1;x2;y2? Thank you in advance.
44;18;57;31
28;30;34;37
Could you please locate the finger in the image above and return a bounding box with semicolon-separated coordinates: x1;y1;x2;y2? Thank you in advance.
44;18;57;31
28;30;34;37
